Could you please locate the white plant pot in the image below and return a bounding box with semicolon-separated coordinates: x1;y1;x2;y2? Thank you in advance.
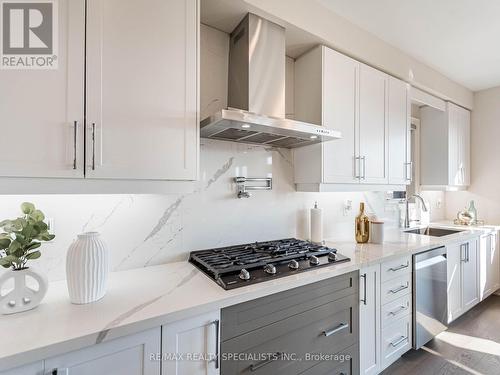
0;267;48;315
66;232;109;304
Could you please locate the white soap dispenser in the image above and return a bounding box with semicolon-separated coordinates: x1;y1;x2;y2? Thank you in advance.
310;201;323;244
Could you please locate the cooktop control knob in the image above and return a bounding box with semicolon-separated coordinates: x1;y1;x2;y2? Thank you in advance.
328;252;337;261
264;264;277;275
310;255;320;266
239;268;250;281
288;260;299;270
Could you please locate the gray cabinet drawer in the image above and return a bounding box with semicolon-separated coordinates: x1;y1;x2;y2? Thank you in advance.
221;294;358;375
222;272;358;340
300;344;359;375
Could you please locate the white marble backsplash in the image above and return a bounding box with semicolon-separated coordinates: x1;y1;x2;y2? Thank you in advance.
0;139;443;282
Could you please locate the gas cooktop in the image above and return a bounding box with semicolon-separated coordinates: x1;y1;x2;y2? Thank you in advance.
188;238;350;290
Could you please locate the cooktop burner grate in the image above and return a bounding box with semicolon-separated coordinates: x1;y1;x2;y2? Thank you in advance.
189;238;351;290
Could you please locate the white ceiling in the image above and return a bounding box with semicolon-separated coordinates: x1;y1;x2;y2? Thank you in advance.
318;0;500;91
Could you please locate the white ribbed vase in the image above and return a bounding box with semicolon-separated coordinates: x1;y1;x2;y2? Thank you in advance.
66;232;109;304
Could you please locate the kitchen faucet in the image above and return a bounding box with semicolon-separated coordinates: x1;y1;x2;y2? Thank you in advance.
404;194;428;228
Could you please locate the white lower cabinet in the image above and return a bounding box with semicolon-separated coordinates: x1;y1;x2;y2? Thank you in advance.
479;232;500;301
447;237;480;323
2;311;220;375
359;265;381;375
360;256;412;375
44;328;161;375
162;310;220;375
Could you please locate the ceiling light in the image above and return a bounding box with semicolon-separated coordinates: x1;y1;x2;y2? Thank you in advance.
310;135;318;139
241;124;251;129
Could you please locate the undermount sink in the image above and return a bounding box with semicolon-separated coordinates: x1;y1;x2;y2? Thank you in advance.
405;227;464;237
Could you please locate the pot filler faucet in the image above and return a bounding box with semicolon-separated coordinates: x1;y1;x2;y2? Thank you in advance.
404;194;428;228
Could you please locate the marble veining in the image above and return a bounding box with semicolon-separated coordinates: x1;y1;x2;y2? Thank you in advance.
144;197;185;242
95;268;198;344
205;156;234;189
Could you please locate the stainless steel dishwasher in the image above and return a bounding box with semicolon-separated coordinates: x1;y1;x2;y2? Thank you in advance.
413;246;448;349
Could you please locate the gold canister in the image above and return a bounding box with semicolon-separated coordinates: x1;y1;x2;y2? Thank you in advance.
355;202;370;243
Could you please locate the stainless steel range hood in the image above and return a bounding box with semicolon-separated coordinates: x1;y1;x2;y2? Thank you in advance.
200;13;341;148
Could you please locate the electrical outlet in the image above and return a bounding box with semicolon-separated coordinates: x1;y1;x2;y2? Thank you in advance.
436;199;442;209
46;218;55;235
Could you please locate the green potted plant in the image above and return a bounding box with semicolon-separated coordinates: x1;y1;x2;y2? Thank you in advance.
0;202;55;314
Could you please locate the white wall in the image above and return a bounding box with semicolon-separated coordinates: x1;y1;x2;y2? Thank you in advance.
446;86;500;223
243;0;473;109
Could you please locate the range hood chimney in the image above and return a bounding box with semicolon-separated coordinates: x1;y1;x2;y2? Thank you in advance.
200;14;341;149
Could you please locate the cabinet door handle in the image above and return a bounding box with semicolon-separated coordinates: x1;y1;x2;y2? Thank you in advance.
354;156;360;179
389;305;408;316
466;243;470;262
389;283;409;294
460;243;467;262
72;121;78;170
250;352;282;372
322;322;349;337
390;335;408;347
360;273;367;305
212;319;220;370
405;161;412;181
388;262;409;272
91;123;96;170
361;156;366;180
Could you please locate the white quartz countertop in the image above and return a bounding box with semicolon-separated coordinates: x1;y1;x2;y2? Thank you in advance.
0;223;497;371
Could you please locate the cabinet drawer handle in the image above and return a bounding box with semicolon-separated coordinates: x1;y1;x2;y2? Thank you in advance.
389;305;408;316
250;352;282;372
390;335;408;348
322;322;349;337
389;283;409;294
388;262;409;272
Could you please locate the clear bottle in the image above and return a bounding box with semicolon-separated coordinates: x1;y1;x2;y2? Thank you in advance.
467;200;478;224
355;202;370;243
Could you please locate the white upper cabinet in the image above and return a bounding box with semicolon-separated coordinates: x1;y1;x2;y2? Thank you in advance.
321;47;359;184
86;0;199;180
388;77;411;185
293;45;408;191
358;64;388;184
0;0;198;182
0;0;85;178
420;102;471;189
